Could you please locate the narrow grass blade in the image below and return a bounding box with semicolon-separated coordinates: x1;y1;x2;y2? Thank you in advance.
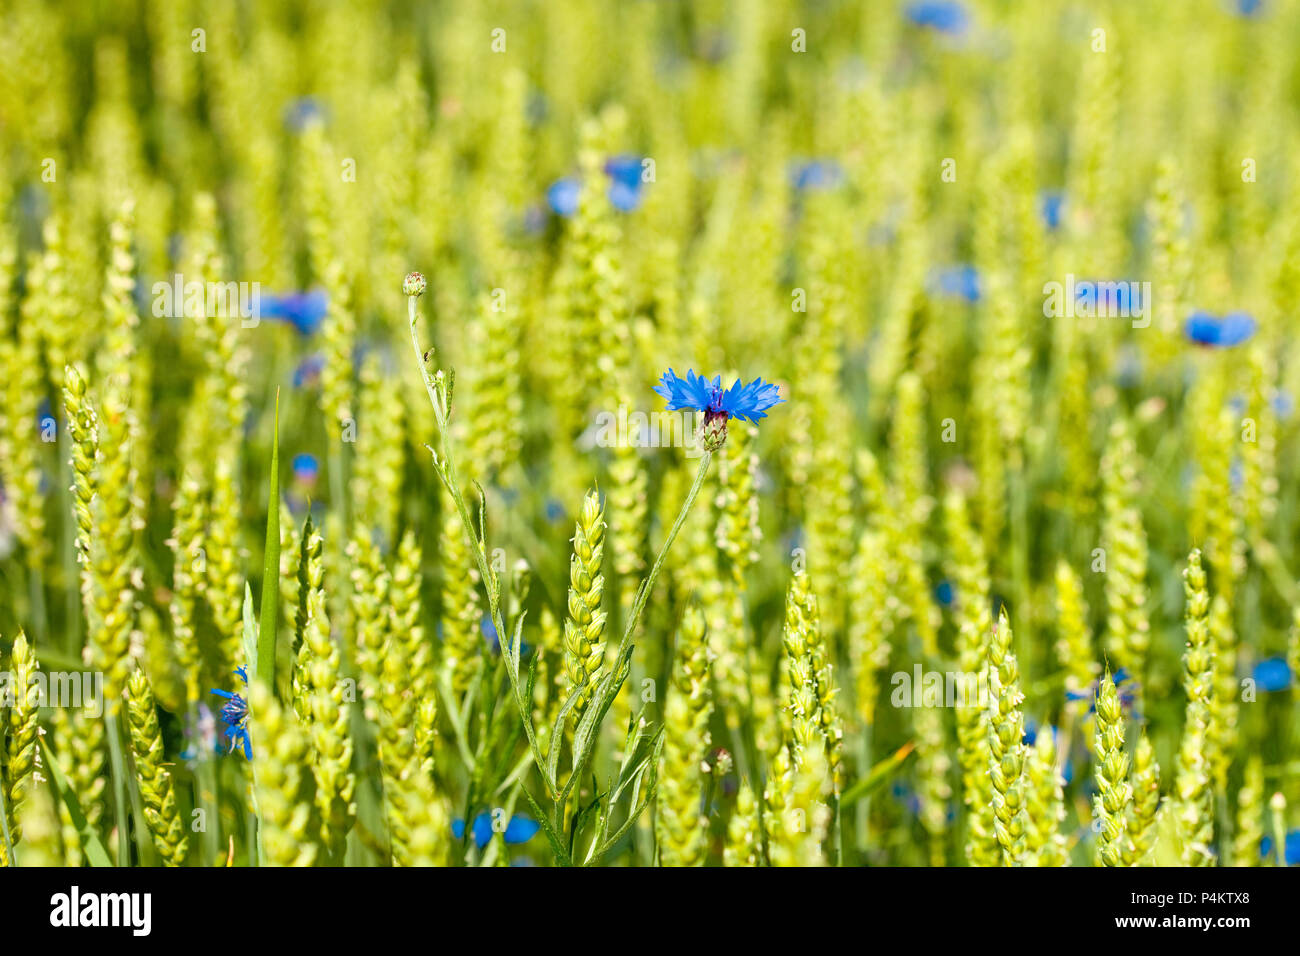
257;388;281;692
40;737;113;867
840;741;916;808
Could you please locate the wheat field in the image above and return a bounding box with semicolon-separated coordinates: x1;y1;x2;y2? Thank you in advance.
0;0;1298;870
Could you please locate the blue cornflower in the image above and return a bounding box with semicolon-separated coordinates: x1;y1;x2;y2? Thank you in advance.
480;615;530;656
481;615;499;652
1077;280;1142;315
655;369;784;451
905;1;970;35
1018;724;1073;781
1260;829;1300;865
790;159;844;192
608;179;642;213
1185;310;1256;348
292;452;320;486
547;156;649;218
890;781;922;815
292;353;325;388
655;370;784;422
210;666;252;759
284;97;325;132
604;155;644;192
933;265;981;303
452;813;541;849
934;580;955;607
1253;657;1292;693
261;289;329;336
1236;0;1264;16
1040;191;1065;230
547;178;581;217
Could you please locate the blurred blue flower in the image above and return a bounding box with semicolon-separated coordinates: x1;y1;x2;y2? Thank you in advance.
210;666;252;759
891;781;922;815
935;579;955;606
261;289;329;336
547;178;581;217
481;615;530;656
293;354;325;388
905;1;970;35
292;453;320;487
604;154;644;192
655;370;784;423
790;159;844;192
1185;310;1256;348
608;179;642;212
1253;657;1292;693
1040;191;1065;230
1236;0;1265;16
1018;725;1073;782
548;155;648;217
933;265;981;303
1260;829;1300;865
1272;390;1294;419
452;813;541;849
284;97;325;132
1077;280;1142;315
481;614;499;652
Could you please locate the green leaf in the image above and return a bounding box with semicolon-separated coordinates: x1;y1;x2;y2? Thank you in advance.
242;583;258;678
520;785;572;867
0;767;15;865
39;737;113;867
257;389;281;692
839;741;916;808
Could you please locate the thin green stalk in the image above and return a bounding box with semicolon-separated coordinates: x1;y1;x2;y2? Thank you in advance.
257;390;281;692
104;713;130;865
25;566;46;646
59;426;79;654
0;768;14;865
126;768;158;867
39;738;112;867
193;703;221;864
407;279;710;862
1009;465;1031;670
407;287;554;790
557;451;712;818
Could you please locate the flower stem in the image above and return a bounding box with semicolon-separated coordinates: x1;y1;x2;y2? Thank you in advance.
0;767;15;865
104;712;130;865
407;289;713;861
558;451;712;827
